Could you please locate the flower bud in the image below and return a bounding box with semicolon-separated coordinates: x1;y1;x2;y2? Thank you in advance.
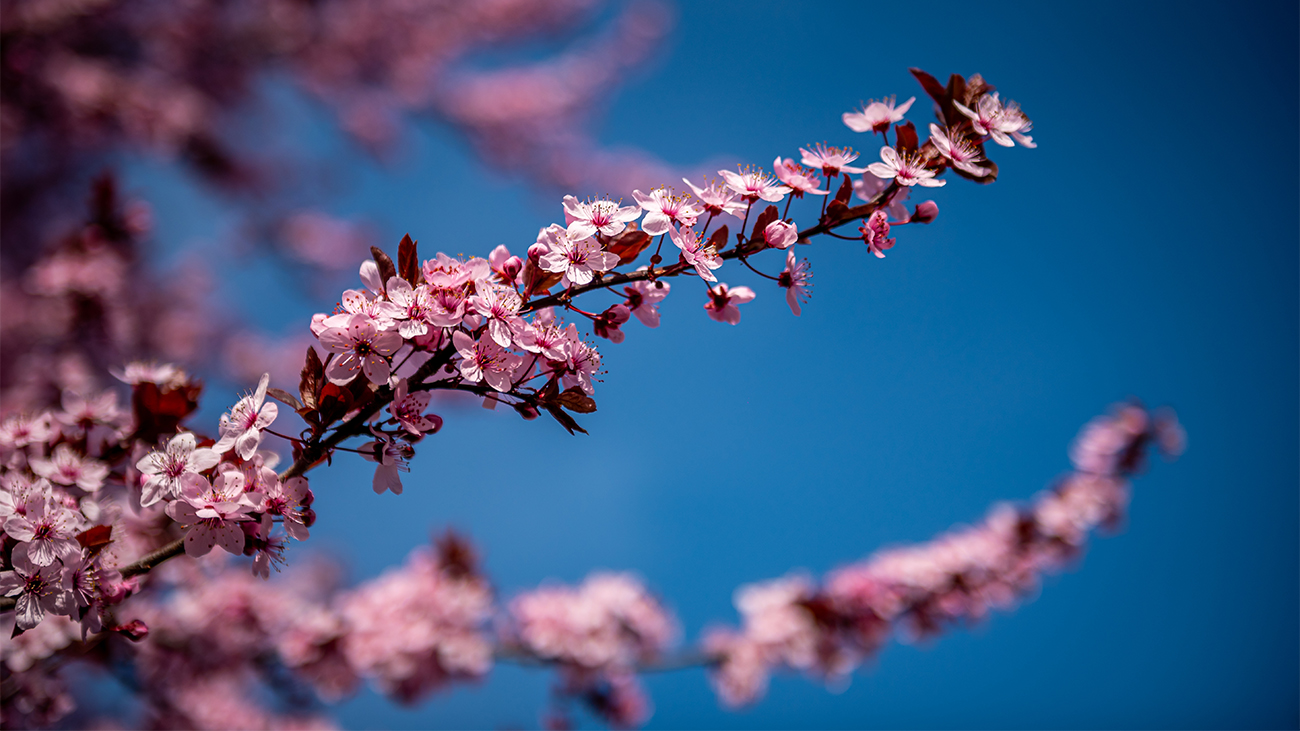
909;200;938;224
302;508;317;528
112;620;150;642
501;256;523;280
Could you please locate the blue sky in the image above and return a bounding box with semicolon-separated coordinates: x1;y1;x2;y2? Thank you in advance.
123;0;1298;727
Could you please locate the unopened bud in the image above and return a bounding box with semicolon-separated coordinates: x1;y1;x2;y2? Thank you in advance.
909;200;939;224
501;256;523;280
302;508;317;528
527;243;549;261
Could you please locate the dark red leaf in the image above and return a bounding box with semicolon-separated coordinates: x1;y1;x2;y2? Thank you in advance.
607;226;652;265
131;381;202;444
894;122;919;152
266;387;302;411
947;73;967;105
523;260;563;298
370;245;397;290
910;68;948;105
707;224;729;251
750;205;779;246
556;387;597;414
299;346;324;410
834;175;854;205
544;404;589;435
397;234;419;285
76;525;113;551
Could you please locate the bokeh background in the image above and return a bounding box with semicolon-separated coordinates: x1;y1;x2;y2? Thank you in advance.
84;0;1300;727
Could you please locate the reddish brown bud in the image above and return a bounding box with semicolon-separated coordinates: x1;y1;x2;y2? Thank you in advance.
112;620;150;642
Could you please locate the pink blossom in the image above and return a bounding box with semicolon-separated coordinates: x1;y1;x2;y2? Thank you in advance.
453;331;524;392
339;287;405;330
0;412;55;450
860;210;896;258
799;143;867;176
773;157;828;197
318;314;403;386
468;284;525;347
29;444;108;492
928;124;991;176
562;195;642;239
213;373;279;460
842;95;915;133
623;278;670;328
763;219;798;250
259;475;312;542
3;496;82;566
593;304;631;344
537;225;620;287
719;167;792;203
669;225;723;282
778;251;813;316
953;92;1035;148
388;379;442;436
421;252;487;290
54;390;123;445
631;188;702;235
110;361;189;389
518;316;571;361
682;176;747;220
385;277;439;339
359;430;412;495
704;283;756;325
0;551;72;630
165;474;260;557
867;146;946;188
135;432;220;508
560;327;602;395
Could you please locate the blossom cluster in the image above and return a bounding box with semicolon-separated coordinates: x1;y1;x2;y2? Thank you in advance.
0;365;318;647
303;68;1037;494
506;572;678;727
703;404;1184;707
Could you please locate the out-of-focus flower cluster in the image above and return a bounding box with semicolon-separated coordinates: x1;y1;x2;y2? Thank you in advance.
1;0;678;273
704;404;1184;708
506;573;677;728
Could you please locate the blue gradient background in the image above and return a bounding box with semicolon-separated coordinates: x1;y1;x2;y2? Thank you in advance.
121;0;1298;727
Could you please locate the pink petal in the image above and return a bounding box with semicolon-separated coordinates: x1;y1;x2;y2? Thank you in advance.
184;526;218;557
214;523;246;555
326;353;361;385
867;162;896;179
567;221;598;240
362;354;391;385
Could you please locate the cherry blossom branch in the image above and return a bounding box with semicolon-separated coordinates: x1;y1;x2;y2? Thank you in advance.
520;194;892;315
